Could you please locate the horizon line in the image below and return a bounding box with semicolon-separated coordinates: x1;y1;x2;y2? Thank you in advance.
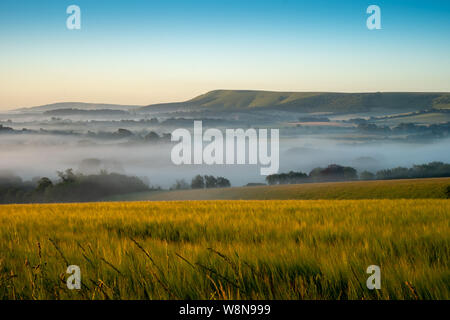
4;89;450;112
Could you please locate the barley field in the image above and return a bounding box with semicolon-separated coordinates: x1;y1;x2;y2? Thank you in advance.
0;199;448;300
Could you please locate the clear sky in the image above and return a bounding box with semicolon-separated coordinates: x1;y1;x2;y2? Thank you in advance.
0;0;449;110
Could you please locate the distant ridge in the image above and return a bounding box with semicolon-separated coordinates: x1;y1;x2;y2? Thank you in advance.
14;91;450;114
139;90;450;113
43;108;130;116
16;102;141;112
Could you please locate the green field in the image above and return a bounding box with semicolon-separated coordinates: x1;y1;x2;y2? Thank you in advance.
0;197;449;300
378;112;450;125
103;178;450;202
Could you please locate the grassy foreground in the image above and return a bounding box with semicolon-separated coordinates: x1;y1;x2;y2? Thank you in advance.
0;199;448;300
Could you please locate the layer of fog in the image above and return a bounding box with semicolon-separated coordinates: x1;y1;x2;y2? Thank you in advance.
1;133;449;188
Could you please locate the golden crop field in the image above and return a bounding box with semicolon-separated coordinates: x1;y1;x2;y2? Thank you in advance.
0;199;448;300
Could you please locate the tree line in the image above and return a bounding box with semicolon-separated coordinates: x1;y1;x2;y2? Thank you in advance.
172;175;231;190
266;162;450;185
0;170;232;204
0;169;149;204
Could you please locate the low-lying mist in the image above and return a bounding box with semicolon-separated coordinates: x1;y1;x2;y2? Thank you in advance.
1;133;449;188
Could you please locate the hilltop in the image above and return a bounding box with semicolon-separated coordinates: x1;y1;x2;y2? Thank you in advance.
139;90;450;113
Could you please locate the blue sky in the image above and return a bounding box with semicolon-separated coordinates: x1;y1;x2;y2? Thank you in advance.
0;0;449;109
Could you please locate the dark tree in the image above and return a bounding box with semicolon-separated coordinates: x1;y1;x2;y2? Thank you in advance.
204;175;218;188
309;164;357;182
216;177;231;188
266;171;308;185
57;169;76;183
36;177;53;193
191;175;205;189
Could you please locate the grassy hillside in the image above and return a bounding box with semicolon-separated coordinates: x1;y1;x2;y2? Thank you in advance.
16;91;450;114
0;199;448;299
140;90;450;114
103;178;450;202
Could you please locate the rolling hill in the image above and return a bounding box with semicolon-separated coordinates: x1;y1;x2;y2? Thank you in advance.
139;90;450;114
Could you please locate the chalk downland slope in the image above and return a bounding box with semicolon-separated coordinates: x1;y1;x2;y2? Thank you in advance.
139;90;450;113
